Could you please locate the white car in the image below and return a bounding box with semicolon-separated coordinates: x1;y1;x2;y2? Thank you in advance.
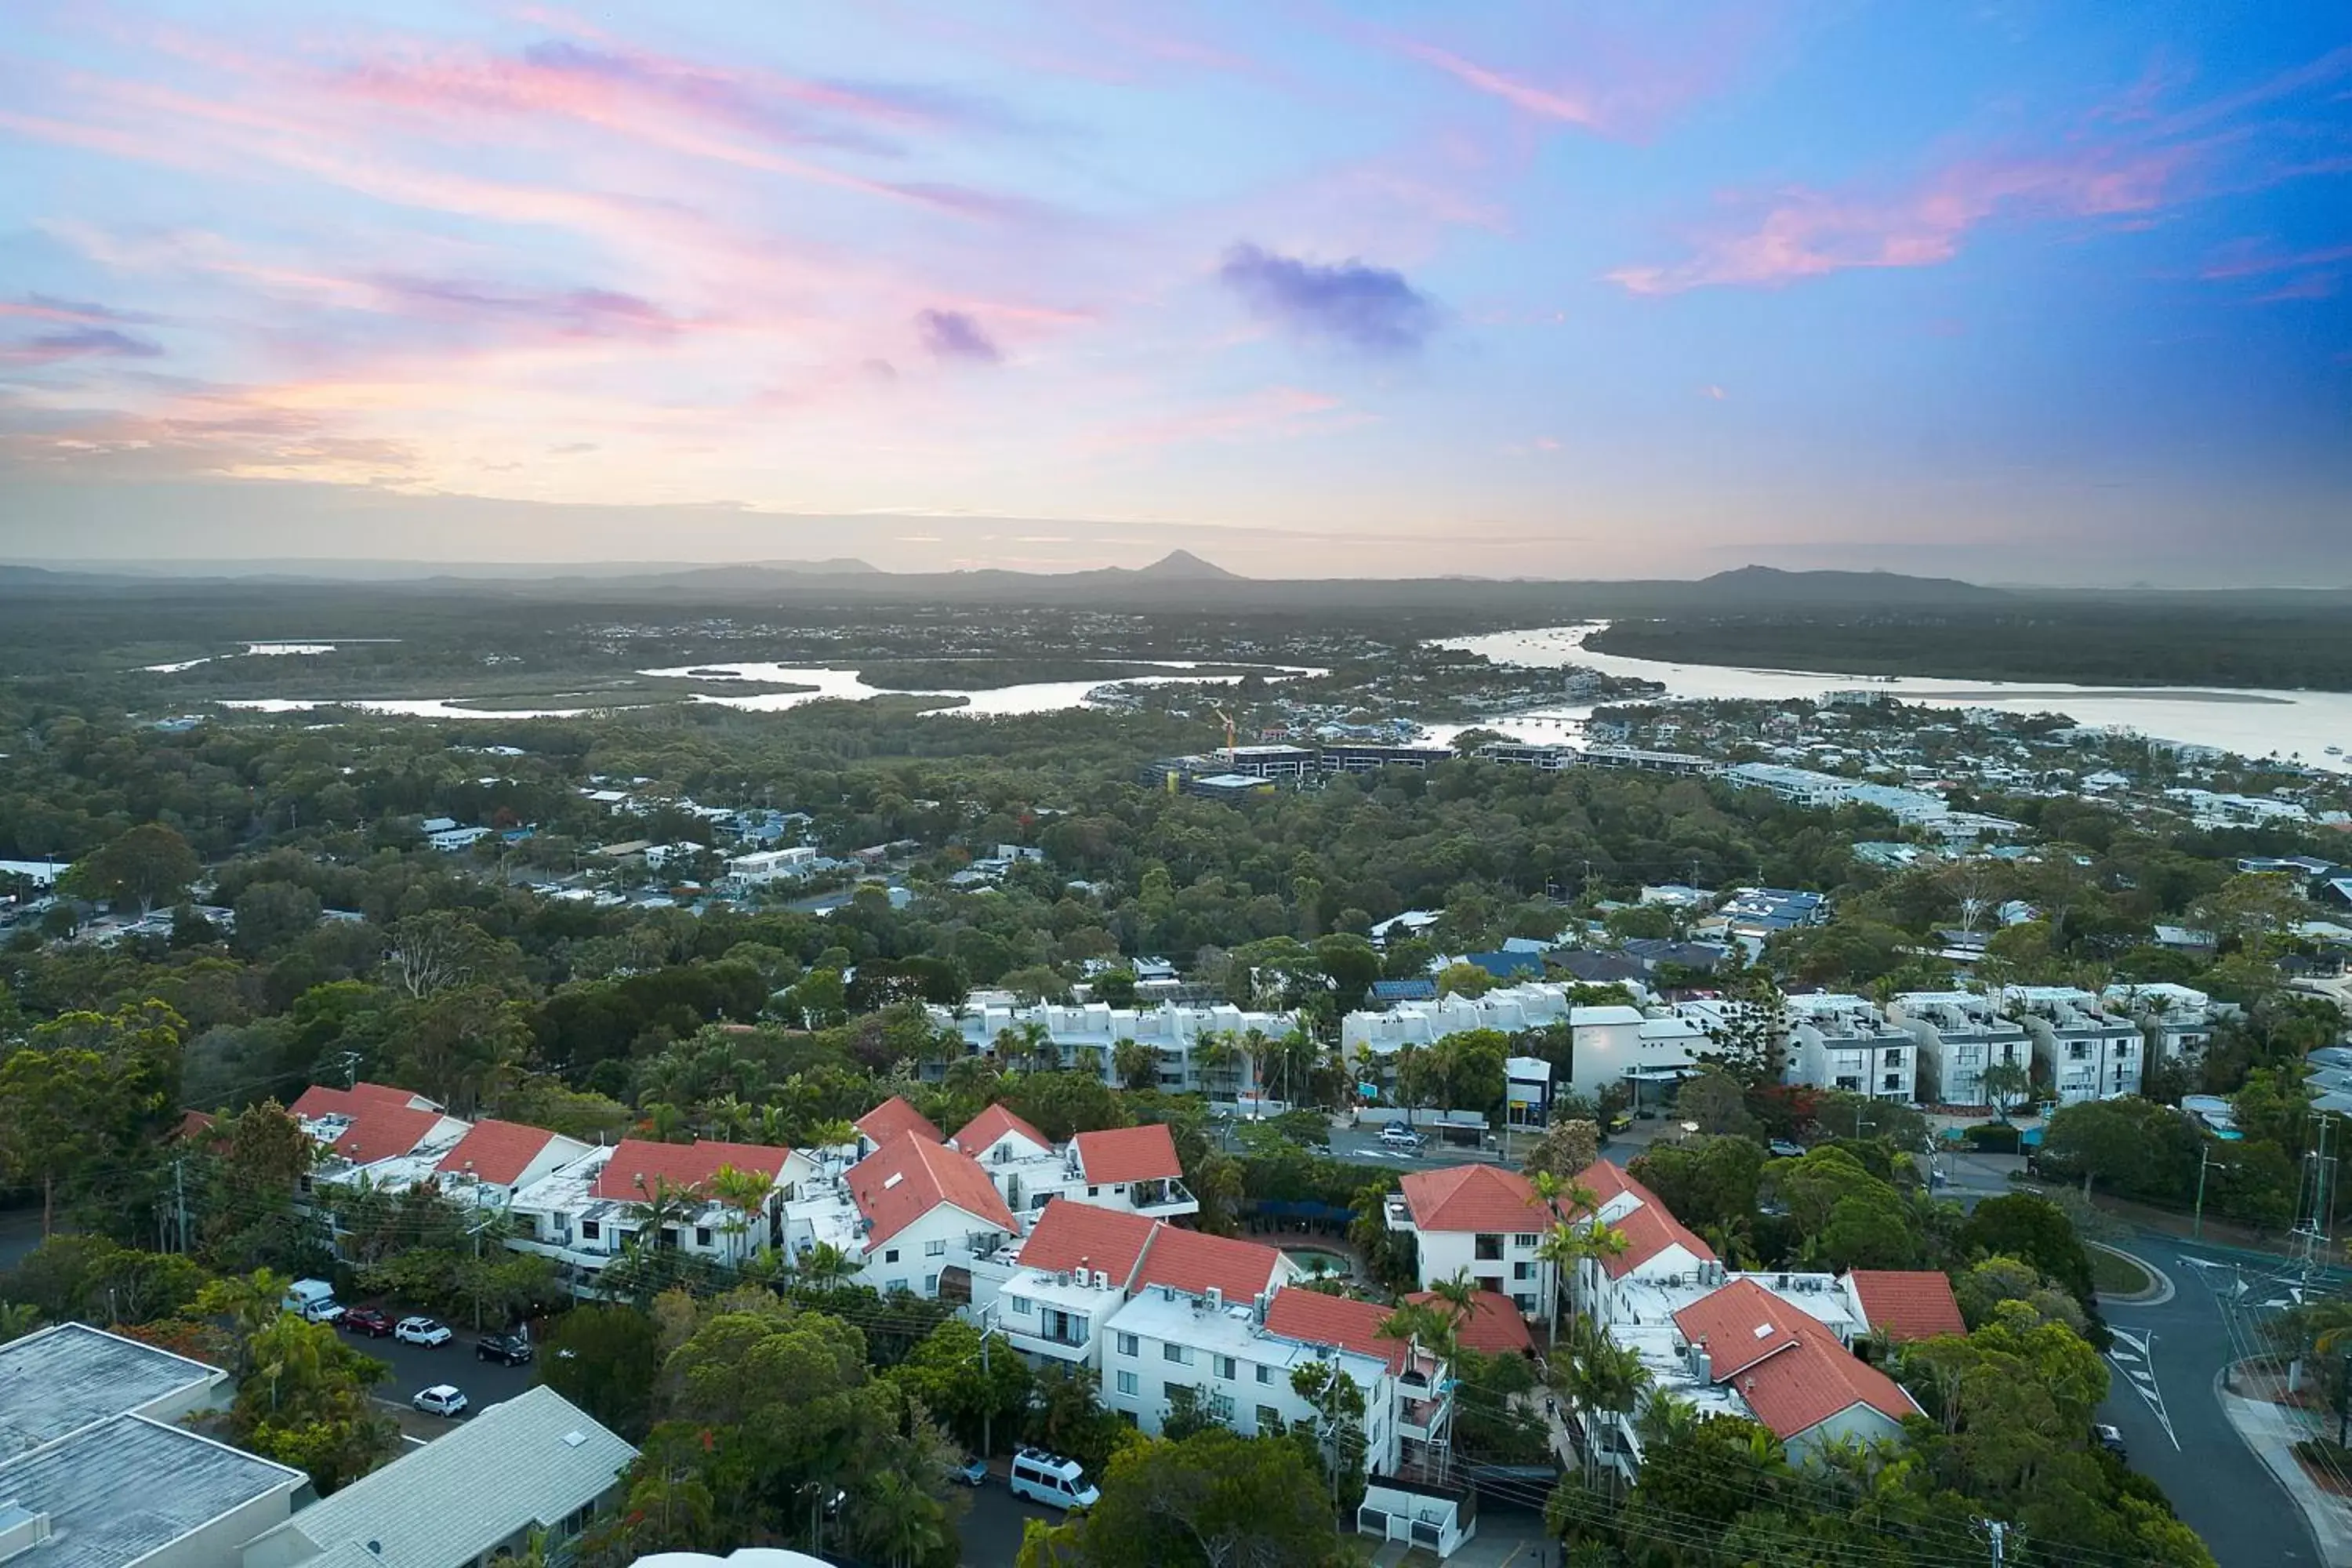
394;1316;453;1347
412;1384;468;1417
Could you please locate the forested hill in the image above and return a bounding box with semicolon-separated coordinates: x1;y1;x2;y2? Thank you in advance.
1590;599;2352;691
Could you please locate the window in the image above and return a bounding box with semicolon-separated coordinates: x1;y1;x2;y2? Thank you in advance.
926;1238;947;1257
1087;1185;1101;1197
1512;1232;1540;1248
1257;1364;1272;1385
924;1273;939;1294
1512;1261;1535;1281
1257;1404;1282;1432
580;1219;600;1241
1117;1332;1138;1357
1215;1355;1236;1381
1011;1295;1033;1316
885;1247;900;1263
1163;1342;1189;1365
694;1226;713;1248
1474;1234;1504;1261
1116;1371;1138;1396
1513;1293;1536;1312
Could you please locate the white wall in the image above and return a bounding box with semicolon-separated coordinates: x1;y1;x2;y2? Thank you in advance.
858;1203;1012;1298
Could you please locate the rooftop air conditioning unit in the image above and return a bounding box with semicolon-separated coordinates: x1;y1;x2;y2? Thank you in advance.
1094;1271;1111;1290
1207;1287;1223;1310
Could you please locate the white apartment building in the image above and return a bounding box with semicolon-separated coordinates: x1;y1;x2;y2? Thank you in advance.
725;844;818;883
1887;992;2033;1107
931;1000;1288;1097
1780;993;1918;1103
1098;1276;1446;1482
2000;987;2143;1105
2102;982;2216;1066
1559;1166;1936;1483
1559;1005;1712;1102
1384;1164;1558;1319
775;1132;1022;1298
508;1138;823;1287
946;1106;1199;1223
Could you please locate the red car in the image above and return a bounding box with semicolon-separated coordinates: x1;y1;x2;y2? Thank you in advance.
342;1308;396;1338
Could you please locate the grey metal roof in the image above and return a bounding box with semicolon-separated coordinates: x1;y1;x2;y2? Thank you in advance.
246;1385;637;1568
0;1323;227;1457
0;1412;304;1568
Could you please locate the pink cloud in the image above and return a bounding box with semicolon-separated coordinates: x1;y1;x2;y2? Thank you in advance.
2200;239;2352;280
1088;386;1360;452
1606;144;2194;295
1700;384;1726;401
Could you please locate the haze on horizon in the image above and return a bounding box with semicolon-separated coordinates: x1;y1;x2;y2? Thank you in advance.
0;2;2347;586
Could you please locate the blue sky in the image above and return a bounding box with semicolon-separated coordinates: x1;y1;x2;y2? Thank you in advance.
0;2;2346;581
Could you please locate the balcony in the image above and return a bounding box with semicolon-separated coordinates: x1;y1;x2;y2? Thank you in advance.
1384;1193;1415;1232
1131;1178;1199;1218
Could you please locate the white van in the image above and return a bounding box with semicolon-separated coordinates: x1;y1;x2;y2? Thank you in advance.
1008;1446;1099;1511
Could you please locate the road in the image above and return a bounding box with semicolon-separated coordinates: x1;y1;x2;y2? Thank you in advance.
2096;1237;2326;1568
953;1475;1069;1566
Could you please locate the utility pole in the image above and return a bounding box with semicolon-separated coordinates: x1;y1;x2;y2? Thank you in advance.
1983;1519;2007;1568
172;1156;191;1256
978;1312;996;1461
2193;1148;2233;1240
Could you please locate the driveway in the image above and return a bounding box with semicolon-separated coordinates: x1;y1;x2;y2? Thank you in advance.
2096;1238;2327;1568
952;1475;1070;1566
340;1319;541;1428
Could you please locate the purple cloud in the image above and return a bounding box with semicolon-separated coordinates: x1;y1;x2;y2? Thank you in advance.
0;326;165;365
1218;243;1439;355
916;308;1001;364
372;277;684;337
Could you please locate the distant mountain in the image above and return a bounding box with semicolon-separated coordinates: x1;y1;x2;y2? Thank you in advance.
1131;550;1241;582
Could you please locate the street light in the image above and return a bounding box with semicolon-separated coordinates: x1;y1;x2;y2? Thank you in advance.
2193;1147;2234;1240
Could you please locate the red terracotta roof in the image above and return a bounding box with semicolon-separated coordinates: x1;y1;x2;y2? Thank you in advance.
590;1138;795;1201
849;1134;1018;1245
1671;1279;1917;1440
330;1103;445;1166
1407;1289;1536;1356
857;1095;944;1148
1134;1226;1286;1303
1577;1160;1719;1280
434;1119;566;1187
1073;1123;1183;1185
951;1104;1053;1158
289;1081;434;1120
1399;1163;1545;1234
1266;1290;1408;1373
1015;1200;1158;1287
171;1109;218;1142
1846;1270;1966;1343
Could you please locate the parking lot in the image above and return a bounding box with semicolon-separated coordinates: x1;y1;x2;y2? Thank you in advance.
337;1314;541;1433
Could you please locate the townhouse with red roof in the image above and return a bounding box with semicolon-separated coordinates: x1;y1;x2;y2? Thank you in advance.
1668;1279;1922;1458
946;1107;1200;1224
508;1135;818;1280
1384;1163;1558;1319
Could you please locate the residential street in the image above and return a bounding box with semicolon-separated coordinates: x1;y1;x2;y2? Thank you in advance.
2096;1238;2332;1568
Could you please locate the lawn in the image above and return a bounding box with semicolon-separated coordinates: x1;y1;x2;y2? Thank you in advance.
2090;1246;2154;1297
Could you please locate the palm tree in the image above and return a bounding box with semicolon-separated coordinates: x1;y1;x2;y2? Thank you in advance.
1428;1267;1482;1331
1526;1170;1615;1331
1073;1044;1105;1079
1555;1315;1652;1491
624;1176;704;1251
707;1163;776;1263
0;1302;40;1345
1194;1031;1243;1098
795;1240;862;1287
1112;1038;1156;1092
1378;1301;1460;1361
1632;1388;1700;1455
637;1101;691;1144
702;1094;754;1141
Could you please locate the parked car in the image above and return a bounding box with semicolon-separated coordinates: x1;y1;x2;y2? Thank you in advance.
2094;1423;2128;1461
953;1454;989;1486
1009;1447;1098;1512
1767;1139;1806;1159
476;1331;534;1366
413;1384;469;1417
395;1316;453;1347
1378;1124;1425;1153
342;1308;396;1338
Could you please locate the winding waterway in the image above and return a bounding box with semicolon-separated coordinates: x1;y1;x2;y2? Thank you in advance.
1432;622;2352;774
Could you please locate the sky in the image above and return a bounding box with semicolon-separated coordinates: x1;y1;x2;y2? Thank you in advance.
0;2;2347;583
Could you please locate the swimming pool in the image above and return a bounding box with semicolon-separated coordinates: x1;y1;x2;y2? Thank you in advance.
1283;1247;1352;1278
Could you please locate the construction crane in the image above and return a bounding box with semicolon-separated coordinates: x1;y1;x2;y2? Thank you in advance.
1213;708;1239;770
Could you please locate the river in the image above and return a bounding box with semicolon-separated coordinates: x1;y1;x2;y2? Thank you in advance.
216;659;1323;721
1429;622;2352;774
